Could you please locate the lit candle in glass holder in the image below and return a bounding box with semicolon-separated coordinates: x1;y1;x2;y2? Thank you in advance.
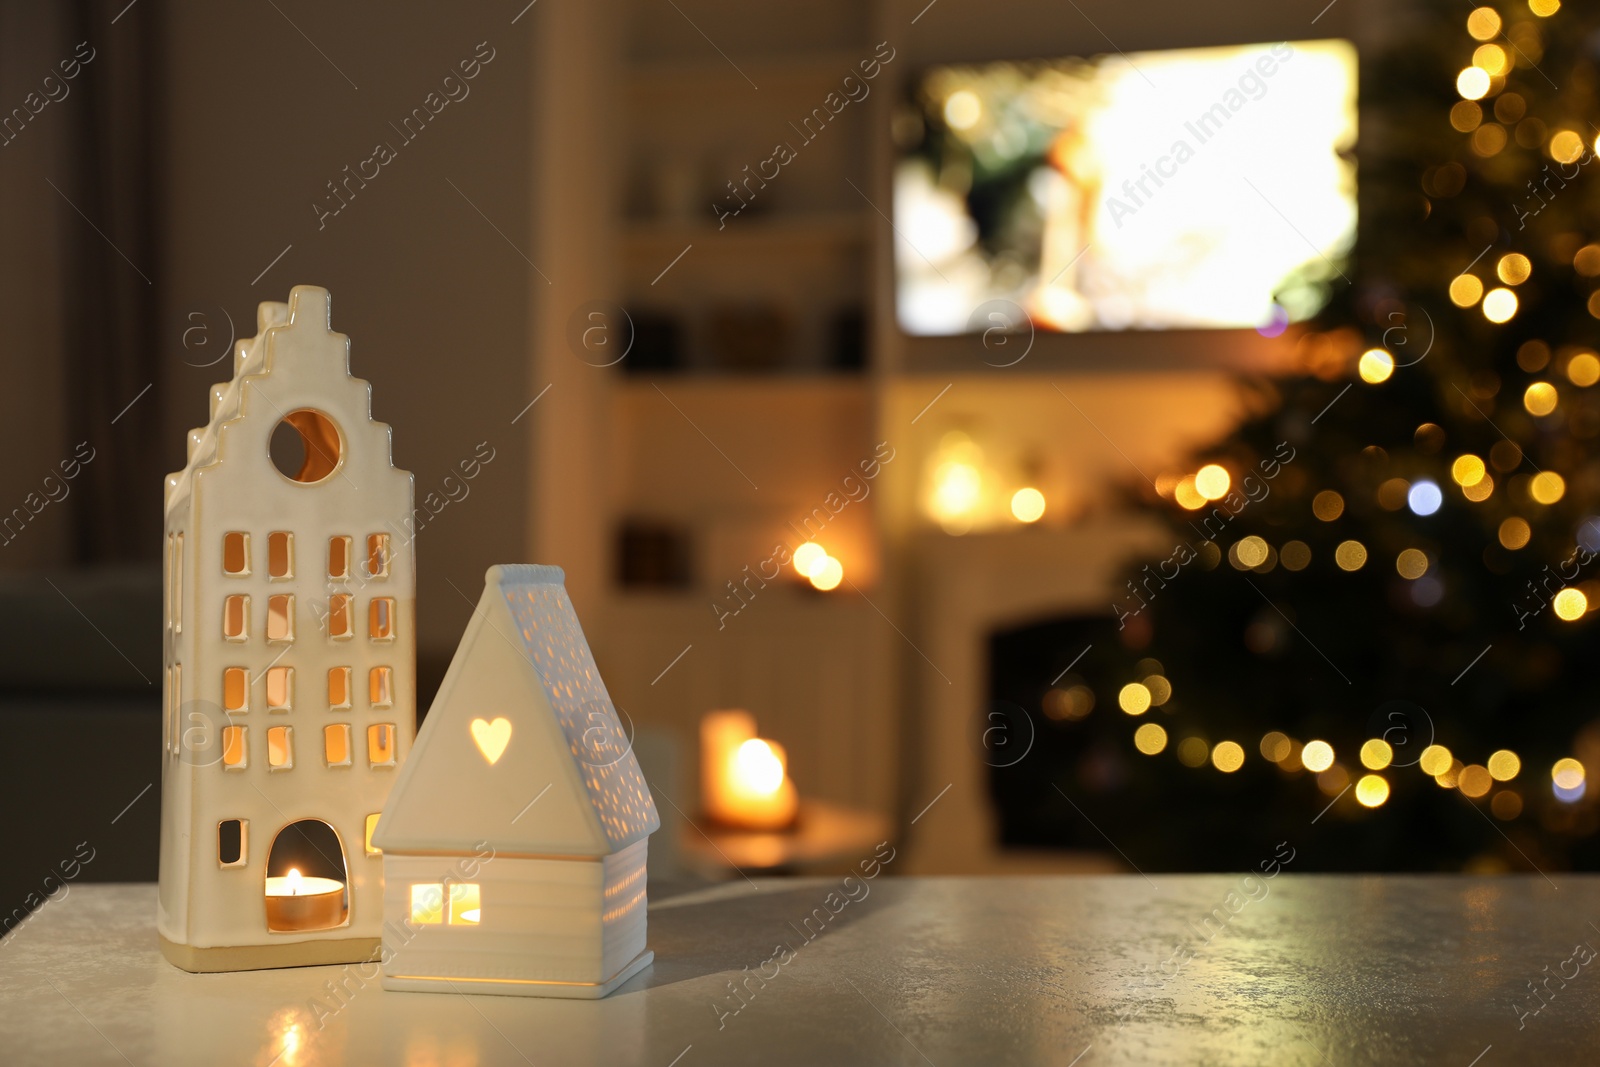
700;711;799;831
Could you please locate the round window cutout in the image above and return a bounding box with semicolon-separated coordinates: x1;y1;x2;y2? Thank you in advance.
269;409;343;484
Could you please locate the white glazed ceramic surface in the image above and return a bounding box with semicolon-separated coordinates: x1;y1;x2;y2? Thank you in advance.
158;286;416;967
373;565;659;996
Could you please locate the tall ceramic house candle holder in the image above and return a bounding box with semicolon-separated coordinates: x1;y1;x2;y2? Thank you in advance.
372;564;660;998
159;285;417;972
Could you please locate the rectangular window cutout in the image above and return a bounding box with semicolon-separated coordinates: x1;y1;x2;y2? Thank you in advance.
369;666;392;708
368;723;396;766
448;883;481;925
223;531;249;575
223;594;248;641
223;666;248;713
165;533;174;635
218;819;247;868
328;594;353;639
222;724;247;769
324;723;351;767
266;666;293;711
166;664;180;754
268;531;293;579
328;666;351;709
266;594;294;642
410;883;444;925
364;813;382;856
173;533;183;635
369;597;395;640
328;536;351;579
366;533;390;579
267;725;293;770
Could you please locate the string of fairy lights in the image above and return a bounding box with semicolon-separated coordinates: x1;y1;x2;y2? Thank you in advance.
1099;0;1593;823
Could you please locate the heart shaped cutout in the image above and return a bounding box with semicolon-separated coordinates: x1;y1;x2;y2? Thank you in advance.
470;717;512;765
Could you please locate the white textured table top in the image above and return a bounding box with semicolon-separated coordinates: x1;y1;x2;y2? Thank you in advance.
2;877;1596;1065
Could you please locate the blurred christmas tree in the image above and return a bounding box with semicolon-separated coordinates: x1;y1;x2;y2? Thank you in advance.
1092;0;1600;871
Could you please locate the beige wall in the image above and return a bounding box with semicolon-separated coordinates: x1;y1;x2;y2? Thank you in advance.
156;1;535;658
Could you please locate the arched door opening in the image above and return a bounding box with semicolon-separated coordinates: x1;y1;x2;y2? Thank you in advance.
264;819;349;932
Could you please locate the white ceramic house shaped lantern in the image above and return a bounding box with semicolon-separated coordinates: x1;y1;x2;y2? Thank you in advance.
159;285;416;972
372;564;660;998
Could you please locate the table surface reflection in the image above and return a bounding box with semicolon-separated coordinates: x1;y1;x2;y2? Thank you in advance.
1;876;1595;1066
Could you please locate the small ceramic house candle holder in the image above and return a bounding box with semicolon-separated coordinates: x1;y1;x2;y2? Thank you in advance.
372;564;660;998
159;285;416;972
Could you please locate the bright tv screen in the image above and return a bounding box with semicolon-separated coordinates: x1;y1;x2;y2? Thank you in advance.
894;40;1358;336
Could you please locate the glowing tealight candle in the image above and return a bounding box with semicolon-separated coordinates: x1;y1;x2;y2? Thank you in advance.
699;711;800;831
264;867;347;932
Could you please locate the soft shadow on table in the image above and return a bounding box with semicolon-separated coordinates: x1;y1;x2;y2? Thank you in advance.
634;881;892;990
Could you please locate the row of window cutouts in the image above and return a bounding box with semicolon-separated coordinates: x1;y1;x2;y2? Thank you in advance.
222;593;396;642
218;722;398;770
217;815;383;867
222;532;392;581
224;665;395;713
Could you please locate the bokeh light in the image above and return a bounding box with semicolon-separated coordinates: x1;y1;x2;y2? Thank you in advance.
808;555;843;591
1553;758;1586;790
1176;736;1210;768
1355;774;1390;807
1313;490;1345;521
1010;487;1046;523
1211;741;1245;773
1360;738;1393;770
1492;790;1523;819
1473;43;1509;76
1550;130;1585;164
1281;541;1312;570
1449;274;1484;307
1497;253;1531;284
1530;471;1566;504
1174;475;1206;510
1144;675;1173;706
1335;540;1368;571
1359;348;1395;383
1553;587;1588;620
1456;67;1491;100
1235;536;1269;568
1133;722;1168;755
1482;287;1519;322
1395;548;1429;579
1419;745;1453;776
1260;731;1291;762
1119;683;1152;715
1318;765;1350;796
1498;516;1531;549
1467;6;1501;39
1458;764;1493;798
793;542;826;578
943;89;981;131
1524;381;1558;415
1451;454;1486;486
1301;740;1335;773
1195;464;1232;501
1408;480;1443;516
1569;352;1600;386
1487;749;1521;781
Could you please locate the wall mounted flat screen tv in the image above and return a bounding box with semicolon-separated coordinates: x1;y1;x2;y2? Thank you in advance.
894;40;1358;337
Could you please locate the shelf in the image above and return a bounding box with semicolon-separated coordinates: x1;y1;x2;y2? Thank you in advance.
622;212;869;260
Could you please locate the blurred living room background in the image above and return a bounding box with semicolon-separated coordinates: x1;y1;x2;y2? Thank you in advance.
16;0;1600;914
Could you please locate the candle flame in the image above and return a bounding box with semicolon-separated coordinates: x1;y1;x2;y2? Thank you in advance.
731;738;785;797
286;868;302;895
